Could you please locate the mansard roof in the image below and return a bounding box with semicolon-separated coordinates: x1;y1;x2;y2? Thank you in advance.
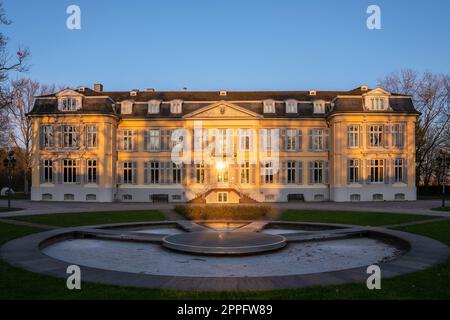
29;86;419;118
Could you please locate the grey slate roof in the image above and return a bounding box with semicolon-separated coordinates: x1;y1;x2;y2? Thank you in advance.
30;86;419;118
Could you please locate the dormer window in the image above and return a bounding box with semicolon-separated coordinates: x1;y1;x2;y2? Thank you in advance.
263;100;275;113
130;90;138;97
121;101;133;114
148;100;161;114
369;97;387;110
170;100;183;114
59;97;80;111
313;100;326;114
285;100;298;113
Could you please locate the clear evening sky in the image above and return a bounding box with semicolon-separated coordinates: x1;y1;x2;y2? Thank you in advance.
3;0;450;91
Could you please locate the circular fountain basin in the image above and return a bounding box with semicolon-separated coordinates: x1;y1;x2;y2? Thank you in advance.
162;231;286;255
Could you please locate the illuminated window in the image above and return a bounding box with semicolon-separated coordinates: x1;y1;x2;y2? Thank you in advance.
217;192;228;203
86;125;98;148
392;124;405;148
369;159;384;183
348;159;360;183
86;159;97;184
347;125;360;148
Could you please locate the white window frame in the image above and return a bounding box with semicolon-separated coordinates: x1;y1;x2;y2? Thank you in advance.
123;129;134;151
86;125;98;148
62;125;78;148
41;125;54;148
147;100;160;114
170;100;183;114
394;158;404;183
369;159;384;183
369;125;383;147
42;159;53;183
239;129;251;151
60;97;78;111
63;159;78;184
217;192;228;203
313;101;325;114
86;159;97;184
311;161;324;184
285;100;297;113
286;129;297;151
348;159;360;183
263;100;275;113
121;101;133;114
149;129;160;151
312;129;324;151
347;125;360;148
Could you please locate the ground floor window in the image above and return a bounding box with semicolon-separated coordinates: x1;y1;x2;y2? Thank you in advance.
309;161;328;184
394;158;404;182
196;162;205;184
86;159;97;184
373;193;383;201
350;194;361;201
217;192;228;203
240;161;250;184
287;161;296;184
263;161;274;184
86;194;96;201
42;193;52;200
42;159;53;183
63;159;78;183
64;193;74;200
369;159;384;183
348;159;360;183
173;163;181;184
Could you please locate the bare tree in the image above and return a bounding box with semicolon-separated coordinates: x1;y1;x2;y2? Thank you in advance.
379;70;450;185
0;1;30;111
7;79;56;194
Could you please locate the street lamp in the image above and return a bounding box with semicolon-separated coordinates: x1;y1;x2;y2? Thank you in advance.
3;150;16;210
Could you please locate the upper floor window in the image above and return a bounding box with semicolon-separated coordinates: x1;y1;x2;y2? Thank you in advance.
308;128;329;151
368;125;384;147
59;97;78;111
117;129;137;151
40;125;54;149
62;125;78;148
238;129;252;151
148;100;161;114
392;123;405;149
121;101;133;114
170;100;183;114
86;125;98;148
285;100;297;113
347;125;360;148
313;100;326;114
196;162;205;184
366;96;389;111
263;100;275;113
260;129;278;152
285;129;297;151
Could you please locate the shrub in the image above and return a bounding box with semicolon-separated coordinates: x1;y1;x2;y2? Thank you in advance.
174;204;272;220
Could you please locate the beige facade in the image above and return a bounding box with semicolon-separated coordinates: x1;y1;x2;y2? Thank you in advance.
29;86;418;203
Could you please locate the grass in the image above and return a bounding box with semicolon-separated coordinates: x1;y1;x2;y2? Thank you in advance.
0;209;450;299
9;210;166;227
280;210;435;226
0;192;30;200
431;207;450;212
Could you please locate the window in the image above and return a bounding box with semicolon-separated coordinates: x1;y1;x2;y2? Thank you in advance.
148;161;159;184
392;124;405;148
196;162;205;184
369;159;384;183
260;128;279;152
217;192;228;203
287;161;296;184
309;161;325;184
148;129;160;151
86;159;97;184
170;100;182;114
123;161;135;184
373;193;383;201
286;129;297;151
394;158;404;182
314;194;325;201
40;125;54;148
62;125;78;148
42;193;52;200
263;161;274;184
350;194;361;201
64;194;75;201
240;161;250;184
86;194;96;201
395;193;405;200
309;128;328;151
148;100;160;114
313;101;325;114
60;98;78;111
172;194;182;201
265;194;275;201
172;163;181;184
285;100;297;113
122;194;132;201
238;129;252;151
86;125;98;148
347;125;360;148
121;101;133;114
369;97;387;111
369;125;383;147
348;159;360;183
263;100;275;113
63;159;78;183
42;160;53;183
120;129;136;151
217;163;228;183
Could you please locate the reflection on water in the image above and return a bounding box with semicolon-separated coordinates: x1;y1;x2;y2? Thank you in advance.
200;222;249;231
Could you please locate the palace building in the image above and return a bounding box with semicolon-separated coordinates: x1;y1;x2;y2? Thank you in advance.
29;84;419;203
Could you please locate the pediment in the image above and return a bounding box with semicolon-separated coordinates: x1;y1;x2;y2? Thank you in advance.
183;101;262;119
56;89;84;97
364;87;391;96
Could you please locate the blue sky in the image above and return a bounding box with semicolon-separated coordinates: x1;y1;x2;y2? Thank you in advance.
3;0;450;91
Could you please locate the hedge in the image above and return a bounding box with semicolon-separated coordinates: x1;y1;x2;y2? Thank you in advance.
174;204;272;220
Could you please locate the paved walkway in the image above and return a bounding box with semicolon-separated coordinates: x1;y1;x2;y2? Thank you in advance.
0;199;449;219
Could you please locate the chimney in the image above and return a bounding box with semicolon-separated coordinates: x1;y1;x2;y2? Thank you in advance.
94;83;103;92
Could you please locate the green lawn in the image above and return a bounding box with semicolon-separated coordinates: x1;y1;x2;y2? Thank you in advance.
0;210;450;299
280;210;435;226
9;210;165;227
431;207;450;212
0;192;30;200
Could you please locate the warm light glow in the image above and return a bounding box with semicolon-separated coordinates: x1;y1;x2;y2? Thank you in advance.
215;161;226;171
